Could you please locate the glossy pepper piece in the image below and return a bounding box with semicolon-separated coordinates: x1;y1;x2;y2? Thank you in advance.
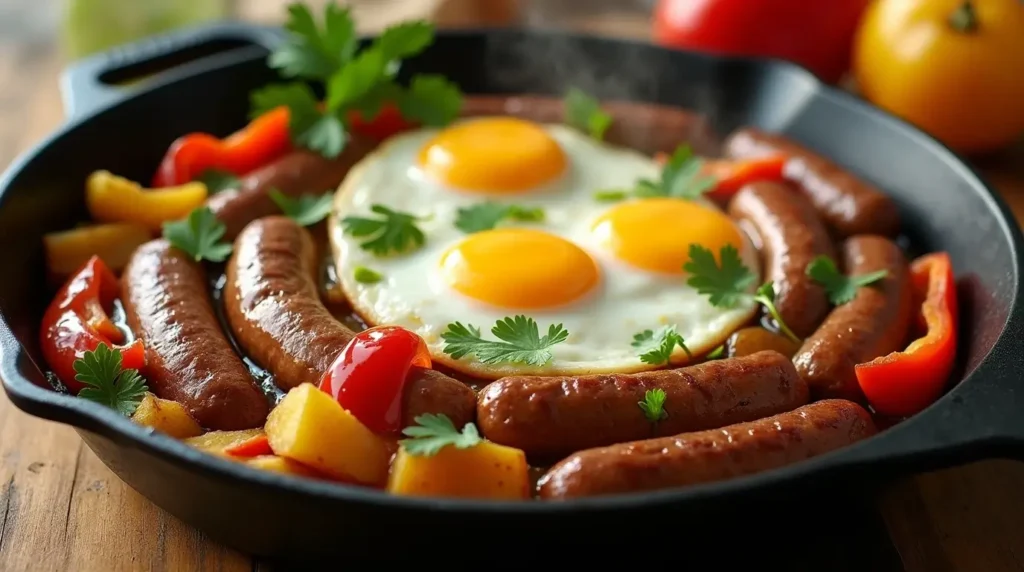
224;433;273;458
347;103;416;142
86;170;207;232
319;326;432;435
655;153;787;200
39;256;145;393
855;252;958;417
152;106;293;187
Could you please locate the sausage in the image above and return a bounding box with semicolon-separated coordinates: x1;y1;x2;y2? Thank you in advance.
477;351;808;460
121;240;269;430
208;141;376;241
538;399;876;499
793;235;913;402
724;128;899;238
728;181;835;338
223;216;476;428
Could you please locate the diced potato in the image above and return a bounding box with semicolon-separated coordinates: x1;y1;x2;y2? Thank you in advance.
131;393;203;439
44;222;152;279
246;455;324;479
387;441;530;500
265;383;390;485
185;428;264;457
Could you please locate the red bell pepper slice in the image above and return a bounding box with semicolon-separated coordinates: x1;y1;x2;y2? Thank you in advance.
348;103;416;142
39;256;145;393
152;106;293;187
224;434;273;458
319;326;432;435
855;252;958;417
653;153;786;200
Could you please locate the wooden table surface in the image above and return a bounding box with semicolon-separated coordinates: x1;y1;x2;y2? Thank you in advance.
2;4;1024;571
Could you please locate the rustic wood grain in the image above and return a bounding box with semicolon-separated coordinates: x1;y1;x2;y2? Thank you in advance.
1;2;1023;570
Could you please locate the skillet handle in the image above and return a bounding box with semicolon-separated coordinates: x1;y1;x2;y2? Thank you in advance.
60;22;285;120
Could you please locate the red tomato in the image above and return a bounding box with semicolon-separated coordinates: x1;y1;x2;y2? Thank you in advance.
653;0;871;84
318;326;432;434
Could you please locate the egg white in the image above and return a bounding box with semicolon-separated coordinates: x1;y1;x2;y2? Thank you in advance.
328;121;759;379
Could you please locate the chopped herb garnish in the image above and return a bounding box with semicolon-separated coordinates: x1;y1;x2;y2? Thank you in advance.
340;204;426;256
269;189;334;226
705;345;725;360
454;202;545;234
806;255;889;305
564;87;612;140
592;189;629;202
638;388;668;424
399;413;482;457
353;266;384;284
162;206;233;262
631;325;692;365
195;169;241;194
632;145;717;200
441;315;569;366
73;344;149;416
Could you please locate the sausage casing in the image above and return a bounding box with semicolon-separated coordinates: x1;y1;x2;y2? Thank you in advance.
793;235;913;401
728;181;835;338
724;128;899;238
122;240;269;430
538;399;876;499
478;351;808;460
224;216;475;428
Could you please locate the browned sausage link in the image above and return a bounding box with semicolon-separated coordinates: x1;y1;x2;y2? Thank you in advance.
461;95;717;156
122;240;269;430
728;181;835;338
208;140;376;241
538;399;876;499
724;128;899;238
224;216;476;428
793;235;913;402
477;350;808;460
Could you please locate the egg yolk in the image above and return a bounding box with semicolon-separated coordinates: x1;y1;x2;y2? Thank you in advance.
591;197;744;274
439;228;599;309
418;118;567;193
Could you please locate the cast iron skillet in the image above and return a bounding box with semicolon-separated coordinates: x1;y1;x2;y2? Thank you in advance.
2;23;1024;560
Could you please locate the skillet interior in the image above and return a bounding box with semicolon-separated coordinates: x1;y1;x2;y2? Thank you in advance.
1;28;1024;558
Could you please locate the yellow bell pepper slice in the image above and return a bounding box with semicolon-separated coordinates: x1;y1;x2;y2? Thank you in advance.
43;222;151;279
86;170;208;231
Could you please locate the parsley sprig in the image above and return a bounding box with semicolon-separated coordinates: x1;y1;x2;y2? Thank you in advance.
454;202;544;234
564;87;612;141
195;169;241;194
163;207;233;262
631;325;691;365
340;205;426;256
73;344;149;416
638;389;668;424
251;4;462;159
353;266;384;284
441;315;569;366
269;189;334;226
595;145;717;203
684;244;800;344
806;255;889;305
400;413;482;457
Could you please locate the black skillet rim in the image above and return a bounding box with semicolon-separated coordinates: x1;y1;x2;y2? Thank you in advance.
1;28;1022;514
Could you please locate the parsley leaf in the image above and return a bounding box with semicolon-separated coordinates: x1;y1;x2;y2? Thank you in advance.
638;388;668;424
706;345;725;360
634;145;717;200
326;48;388;110
400;413;482;457
631;325;692;365
441;316;569;366
250;83;350;158
353;266;383;284
564;87;612;140
340;204;426;256
73;343;149;416
269;3;357;81
592;189;629;202
195;169;240;194
375;20;434;63
454;202;545;234
163;207;233;262
685;244;801;344
269;189;334;226
806;255;889;305
398;75;463;127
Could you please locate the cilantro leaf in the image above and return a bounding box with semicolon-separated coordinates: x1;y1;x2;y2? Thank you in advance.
398;75;463;127
399;413;482;457
250;83;350;157
564;87;612;140
643;145;717;200
298;113;348;158
374;20;434;63
269;3;357;81
441;316;569;366
195;169;240;194
806;255;889;305
269;189;334;226
326;48;388;111
752;281;801;344
340;204;426;256
631;325;691;365
73;343;149;416
163;207;233;262
454;202;545;234
593;189;628;202
683;244;756;308
353;266;383;284
638;388;668;424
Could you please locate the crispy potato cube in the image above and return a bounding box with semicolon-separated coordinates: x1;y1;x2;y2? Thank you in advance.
387;441;530;500
131;393;202;439
246;455;324;479
185;428;264;456
265;383;389;485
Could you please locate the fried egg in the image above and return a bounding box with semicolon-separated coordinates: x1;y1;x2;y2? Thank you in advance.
329;117;759;379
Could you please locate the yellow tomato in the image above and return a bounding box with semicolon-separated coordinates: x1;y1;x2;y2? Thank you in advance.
854;0;1024;154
